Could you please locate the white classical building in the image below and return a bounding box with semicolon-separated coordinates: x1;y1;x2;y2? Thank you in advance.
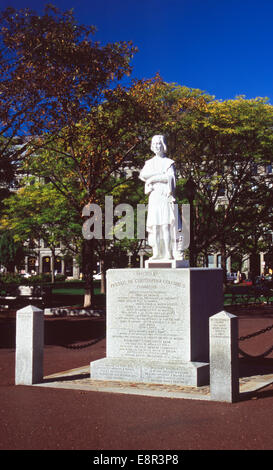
21;239;80;279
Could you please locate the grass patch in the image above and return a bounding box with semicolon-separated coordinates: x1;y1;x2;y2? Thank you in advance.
224;292;273;305
52;286;273;307
52;287;102;296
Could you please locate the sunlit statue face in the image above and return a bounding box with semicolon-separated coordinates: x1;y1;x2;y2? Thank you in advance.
151;135;166;157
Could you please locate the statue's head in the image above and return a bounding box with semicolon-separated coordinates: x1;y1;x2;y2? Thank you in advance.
151;135;167;155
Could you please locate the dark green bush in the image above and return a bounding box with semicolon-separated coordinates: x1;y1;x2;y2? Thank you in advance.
55;274;66;282
0;273;23;285
25;273;51;284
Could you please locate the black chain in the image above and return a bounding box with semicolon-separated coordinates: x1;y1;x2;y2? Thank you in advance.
238;323;273;359
238;344;273;359
239;323;273;341
61;334;105;350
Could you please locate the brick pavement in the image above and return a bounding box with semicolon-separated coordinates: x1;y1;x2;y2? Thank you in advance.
0;307;273;450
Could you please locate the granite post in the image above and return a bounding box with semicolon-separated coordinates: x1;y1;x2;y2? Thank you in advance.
15;305;44;385
209;310;239;402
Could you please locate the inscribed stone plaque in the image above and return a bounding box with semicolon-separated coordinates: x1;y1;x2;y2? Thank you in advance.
90;268;223;387
210;318;231;338
106;269;190;361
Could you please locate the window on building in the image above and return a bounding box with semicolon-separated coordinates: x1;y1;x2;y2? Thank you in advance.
218;185;226;196
27;256;37;273
42;256;51;273
54;256;62;274
208;255;214;268
64;257;73;276
266;164;272;174
251;163;258;175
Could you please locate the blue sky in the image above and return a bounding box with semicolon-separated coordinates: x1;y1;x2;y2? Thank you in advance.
2;0;273;103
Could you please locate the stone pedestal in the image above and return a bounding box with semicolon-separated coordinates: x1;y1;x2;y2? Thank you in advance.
15;305;44;385
145;259;189;269
91;268;223;387
18;285;34;296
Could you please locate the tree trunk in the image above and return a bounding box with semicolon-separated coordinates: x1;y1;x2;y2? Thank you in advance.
100;258;106;294
82;238;94;308
50;249;55;284
99;238;106;294
189;198;195;267
249;251;260;284
220;243;227;287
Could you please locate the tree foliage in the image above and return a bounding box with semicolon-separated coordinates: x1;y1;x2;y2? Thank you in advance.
1;3;272;286
188;97;273;270
0;2;138;301
0;180;82;281
0;230;25;272
0;3;137;161
21;77;273;281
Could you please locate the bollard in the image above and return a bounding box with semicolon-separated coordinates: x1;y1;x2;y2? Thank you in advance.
209;310;239;402
15;304;44;385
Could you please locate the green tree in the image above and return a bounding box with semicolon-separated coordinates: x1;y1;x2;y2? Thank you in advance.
21;77;163;304
170;96;273;278
0;230;25;272
1;180;82;282
21;77;215;302
0;4;136;169
0;2;138;304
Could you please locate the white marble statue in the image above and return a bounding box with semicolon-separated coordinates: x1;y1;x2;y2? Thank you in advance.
139;135;182;260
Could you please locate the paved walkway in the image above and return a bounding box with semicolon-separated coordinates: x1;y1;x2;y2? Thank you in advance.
36;363;273;402
0;307;273;450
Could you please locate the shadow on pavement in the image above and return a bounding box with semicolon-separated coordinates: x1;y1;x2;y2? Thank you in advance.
239;357;273;377
0;316;106;348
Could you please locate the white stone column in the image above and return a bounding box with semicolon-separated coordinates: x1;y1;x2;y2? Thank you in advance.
260;252;265;275
138;250;145;268
38;253;42;274
24;256;28;273
15;305;44;385
61;258;65;275
213;254;218;268
242;255;250;278
209;310;239;402
73;258;80;279
226;256;231;273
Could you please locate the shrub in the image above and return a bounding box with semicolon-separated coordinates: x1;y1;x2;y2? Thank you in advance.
27;273;51;284
0;273;23;285
55;274;66;282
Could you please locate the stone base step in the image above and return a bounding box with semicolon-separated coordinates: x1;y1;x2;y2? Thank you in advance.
90;357;209;387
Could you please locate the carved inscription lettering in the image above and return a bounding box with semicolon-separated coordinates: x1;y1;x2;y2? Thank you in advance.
108;272;189;360
210;319;229;338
